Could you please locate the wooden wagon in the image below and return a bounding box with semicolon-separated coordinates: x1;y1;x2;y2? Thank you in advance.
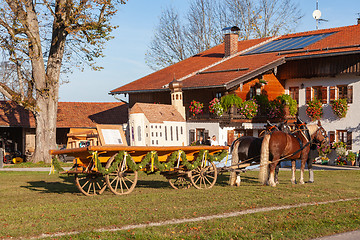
50;146;228;196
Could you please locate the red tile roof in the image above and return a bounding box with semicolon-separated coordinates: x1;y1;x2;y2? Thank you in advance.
111;24;360;94
0;101;128;128
130;103;185;123
110;37;270;93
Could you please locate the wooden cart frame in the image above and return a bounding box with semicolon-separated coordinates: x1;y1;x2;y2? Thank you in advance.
50;146;228;196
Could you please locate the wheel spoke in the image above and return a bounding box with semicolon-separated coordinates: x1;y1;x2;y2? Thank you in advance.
81;180;90;189
122;178;130;190
110;176;118;185
114;177;120;192
194;176;201;185
87;183;92;194
204;176;212;185
124;176;135;184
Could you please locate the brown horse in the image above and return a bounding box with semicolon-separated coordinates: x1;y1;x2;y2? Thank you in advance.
259;121;328;187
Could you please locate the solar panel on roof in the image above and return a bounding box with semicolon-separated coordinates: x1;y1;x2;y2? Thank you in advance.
245;32;334;55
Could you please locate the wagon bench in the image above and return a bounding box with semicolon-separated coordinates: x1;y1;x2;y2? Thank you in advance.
50;146;228;196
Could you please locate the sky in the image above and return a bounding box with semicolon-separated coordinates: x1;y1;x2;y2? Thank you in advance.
58;0;360;103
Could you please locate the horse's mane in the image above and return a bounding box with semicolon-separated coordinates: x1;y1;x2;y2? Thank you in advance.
307;124;319;136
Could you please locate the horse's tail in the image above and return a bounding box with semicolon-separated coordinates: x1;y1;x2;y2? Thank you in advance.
259;134;271;185
229;139;240;186
230;139;239;164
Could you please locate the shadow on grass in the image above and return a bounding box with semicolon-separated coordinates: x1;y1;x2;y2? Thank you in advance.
136;179;171;189
21;175;79;194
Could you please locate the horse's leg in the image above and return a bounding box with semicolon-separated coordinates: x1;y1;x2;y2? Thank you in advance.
299;158;306;184
235;172;241;186
274;164;280;184
268;161;278;187
308;158;314;183
291;160;297;184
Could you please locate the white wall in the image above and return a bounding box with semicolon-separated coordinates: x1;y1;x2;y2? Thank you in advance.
286;75;360;153
128;113;147;146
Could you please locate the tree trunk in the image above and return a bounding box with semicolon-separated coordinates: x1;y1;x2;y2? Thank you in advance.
32;96;58;163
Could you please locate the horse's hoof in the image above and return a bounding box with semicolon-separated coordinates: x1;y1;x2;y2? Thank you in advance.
307;181;314;183
299;181;305;185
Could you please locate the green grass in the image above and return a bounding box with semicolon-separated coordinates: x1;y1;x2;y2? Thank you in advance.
0;170;359;239
3;161;73;168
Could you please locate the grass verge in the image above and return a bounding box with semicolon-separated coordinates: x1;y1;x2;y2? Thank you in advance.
0;170;359;239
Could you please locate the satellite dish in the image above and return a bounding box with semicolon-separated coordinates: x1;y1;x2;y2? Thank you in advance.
312;9;321;20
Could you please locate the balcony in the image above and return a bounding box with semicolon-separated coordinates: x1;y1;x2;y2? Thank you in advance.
187;105;294;124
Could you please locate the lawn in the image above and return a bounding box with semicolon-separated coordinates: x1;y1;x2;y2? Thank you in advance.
0;169;359;239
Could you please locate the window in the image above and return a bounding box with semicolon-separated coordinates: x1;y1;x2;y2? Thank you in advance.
215;92;222;99
181;126;183;135
165;127;167;141
338;85;347;99
289;87;299;105
336;130;352;150
306;86;327;104
137;126;141;141
170;126;173;141
176;126;179;141
337;85;353;104
189;129;195;144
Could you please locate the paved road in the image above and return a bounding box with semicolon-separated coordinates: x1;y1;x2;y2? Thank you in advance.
313;230;360;240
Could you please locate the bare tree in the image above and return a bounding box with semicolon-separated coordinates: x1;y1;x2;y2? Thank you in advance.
184;0;223;55
0;0;127;163
145;7;188;71
146;0;303;70
254;0;303;38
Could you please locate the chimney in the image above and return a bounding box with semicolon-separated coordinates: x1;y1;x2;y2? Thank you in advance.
223;26;240;57
169;77;185;119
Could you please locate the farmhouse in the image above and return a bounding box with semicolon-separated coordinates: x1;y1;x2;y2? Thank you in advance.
111;22;360;154
0;101;128;160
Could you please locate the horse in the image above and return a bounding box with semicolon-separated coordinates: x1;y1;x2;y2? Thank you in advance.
229;121;291;186
259;121;328;187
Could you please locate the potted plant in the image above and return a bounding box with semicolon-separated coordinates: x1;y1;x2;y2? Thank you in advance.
254;94;269;116
331;98;348;118
317;143;331;164
237;100;258;119
306;98;323;121
209;98;224;117
220;94;243;112
276;94;298;116
333;141;347;165
347;151;356;166
189;100;203;116
266;100;282;119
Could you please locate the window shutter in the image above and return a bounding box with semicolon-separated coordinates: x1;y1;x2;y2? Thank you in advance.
189;129;195;144
321;86;327;104
347;131;352;150
347;85;353;104
329;86;336;102
306;87;311;103
329;131;335;145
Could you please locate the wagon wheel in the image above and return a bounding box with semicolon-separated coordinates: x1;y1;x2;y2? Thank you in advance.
74;173;106;196
188;161;217;189
168;175;192;190
105;154;138;195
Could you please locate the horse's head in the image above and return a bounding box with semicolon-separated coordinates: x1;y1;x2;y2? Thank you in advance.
308;123;329;146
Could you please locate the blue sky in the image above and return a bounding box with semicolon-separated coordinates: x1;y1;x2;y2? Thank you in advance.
59;0;360;102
